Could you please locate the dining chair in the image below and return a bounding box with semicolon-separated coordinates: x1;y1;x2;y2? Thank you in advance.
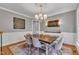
24;34;32;55
45;36;60;55
51;36;62;48
32;38;46;55
54;37;64;55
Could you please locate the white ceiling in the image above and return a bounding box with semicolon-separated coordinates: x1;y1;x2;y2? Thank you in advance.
0;3;78;18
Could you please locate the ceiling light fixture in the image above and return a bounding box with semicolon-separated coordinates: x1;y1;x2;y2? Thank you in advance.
35;4;47;20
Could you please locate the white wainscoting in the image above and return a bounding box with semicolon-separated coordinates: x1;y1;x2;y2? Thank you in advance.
61;32;76;45
2;32;76;46
2;32;32;46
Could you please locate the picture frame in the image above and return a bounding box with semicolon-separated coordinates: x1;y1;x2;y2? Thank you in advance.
47;20;60;27
13;17;25;29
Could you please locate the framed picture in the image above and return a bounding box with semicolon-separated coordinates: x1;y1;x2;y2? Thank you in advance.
13;17;25;29
47;20;60;27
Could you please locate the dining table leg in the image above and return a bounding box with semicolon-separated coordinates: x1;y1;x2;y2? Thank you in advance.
45;43;49;55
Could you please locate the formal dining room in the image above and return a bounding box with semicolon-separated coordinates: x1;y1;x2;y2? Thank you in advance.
0;3;79;55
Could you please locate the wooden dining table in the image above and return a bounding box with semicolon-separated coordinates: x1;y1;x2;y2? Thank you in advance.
31;34;58;55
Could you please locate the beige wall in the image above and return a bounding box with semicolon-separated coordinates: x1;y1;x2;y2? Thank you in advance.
0;9;32;32
41;11;76;33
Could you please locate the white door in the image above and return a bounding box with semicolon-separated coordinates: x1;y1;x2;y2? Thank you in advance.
32;20;40;34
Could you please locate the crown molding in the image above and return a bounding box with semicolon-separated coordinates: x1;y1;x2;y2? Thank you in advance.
48;6;77;17
0;6;77;18
0;6;33;19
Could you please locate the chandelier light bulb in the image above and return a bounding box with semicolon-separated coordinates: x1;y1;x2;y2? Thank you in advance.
39;13;42;17
35;14;39;20
45;21;48;26
44;14;47;20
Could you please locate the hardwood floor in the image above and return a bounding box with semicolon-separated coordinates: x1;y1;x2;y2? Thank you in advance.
63;44;79;55
1;41;79;55
1;46;13;55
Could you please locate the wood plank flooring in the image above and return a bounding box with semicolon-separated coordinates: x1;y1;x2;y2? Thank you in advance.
63;44;79;55
0;41;79;55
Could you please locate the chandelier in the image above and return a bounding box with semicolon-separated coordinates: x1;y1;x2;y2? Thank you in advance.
34;4;47;20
